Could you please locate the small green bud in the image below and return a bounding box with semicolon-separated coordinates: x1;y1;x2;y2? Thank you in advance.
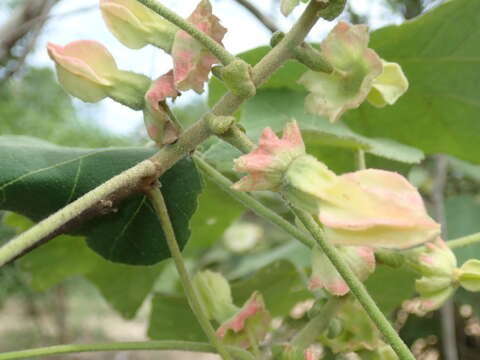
458;259;480;292
47;40;150;110
206;114;236;135
193;270;238;323
219;60;256;99
100;0;178;52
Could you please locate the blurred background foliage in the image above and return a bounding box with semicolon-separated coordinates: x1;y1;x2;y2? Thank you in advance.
1;0;480;359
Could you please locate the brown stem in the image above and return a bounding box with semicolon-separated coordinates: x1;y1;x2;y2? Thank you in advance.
232;0;279;33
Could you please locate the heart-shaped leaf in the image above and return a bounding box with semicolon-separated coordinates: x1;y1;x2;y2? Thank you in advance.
0;136;202;265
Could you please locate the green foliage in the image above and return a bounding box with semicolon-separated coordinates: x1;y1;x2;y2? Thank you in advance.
85;261;165;319
186;178;245;253
446;195;480;265
208;52;424;175
231;260;310;318
0;136;202;265
445;195;480;317
0;68;130;148
4;213;166;318
364;265;417;315
148;293;207;342
345;0;480;164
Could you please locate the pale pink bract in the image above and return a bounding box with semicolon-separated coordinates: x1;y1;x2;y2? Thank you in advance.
172;0;227;94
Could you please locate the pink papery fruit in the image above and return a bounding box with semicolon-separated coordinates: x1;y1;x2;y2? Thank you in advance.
171;0;227;94
232;122;305;192
143;70;180;145
298;21;408;122
217;292;271;349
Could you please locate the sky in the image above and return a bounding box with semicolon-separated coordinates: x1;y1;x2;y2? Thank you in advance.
20;0;403;135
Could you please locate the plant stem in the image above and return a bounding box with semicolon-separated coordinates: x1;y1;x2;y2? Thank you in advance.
0;160;158;268
134;0;235;65
292;208;415;360
448;233;480;249
356;149;366;170
291;297;341;348
0;341;254;360
194;155;315;248
147;186;234;360
0;0;324;268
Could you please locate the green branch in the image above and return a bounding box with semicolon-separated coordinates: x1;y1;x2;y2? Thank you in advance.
0;0;325;268
147;186;234;360
135;0;235;65
0;341;254;360
356;149;366;170
0;160;158;267
194;155;315;248
447;232;480;249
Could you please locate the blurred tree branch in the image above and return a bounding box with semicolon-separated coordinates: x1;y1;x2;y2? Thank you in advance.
231;0;279;33
432;154;460;360
0;0;58;84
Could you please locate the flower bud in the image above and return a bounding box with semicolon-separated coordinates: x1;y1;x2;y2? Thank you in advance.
367;61;409;108
458;259;480;292
233;121;440;249
47;40;150;109
233;122;306;192
172;0;227;94
285;164;440;249
298;22;407;122
193;270;238;323
406;239;458;312
411;239;457;277
217;292;271;349
100;0;178;52
309;245;375;296
143;70;180;145
217;59;256;98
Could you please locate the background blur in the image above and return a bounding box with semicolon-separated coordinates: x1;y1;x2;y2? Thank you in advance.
2;1;479;359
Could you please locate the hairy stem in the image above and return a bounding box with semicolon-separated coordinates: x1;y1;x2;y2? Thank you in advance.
0;0;324;267
448;233;480;249
291;297;342;348
147;186;233;360
0;160;158;267
356;149;366;170
0;341;254;360
134;0;235;65
194;154;315;248
292;209;415;360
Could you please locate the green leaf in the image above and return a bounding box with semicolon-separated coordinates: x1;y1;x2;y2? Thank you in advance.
4;213;164;318
0;136;202;265
185;178;245;253
228;241;311;279
445;195;480;265
85;261;165;319
4;213;98;291
231;260;310;318
364;265;417;315
345;0;480;164
148;293;207;342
